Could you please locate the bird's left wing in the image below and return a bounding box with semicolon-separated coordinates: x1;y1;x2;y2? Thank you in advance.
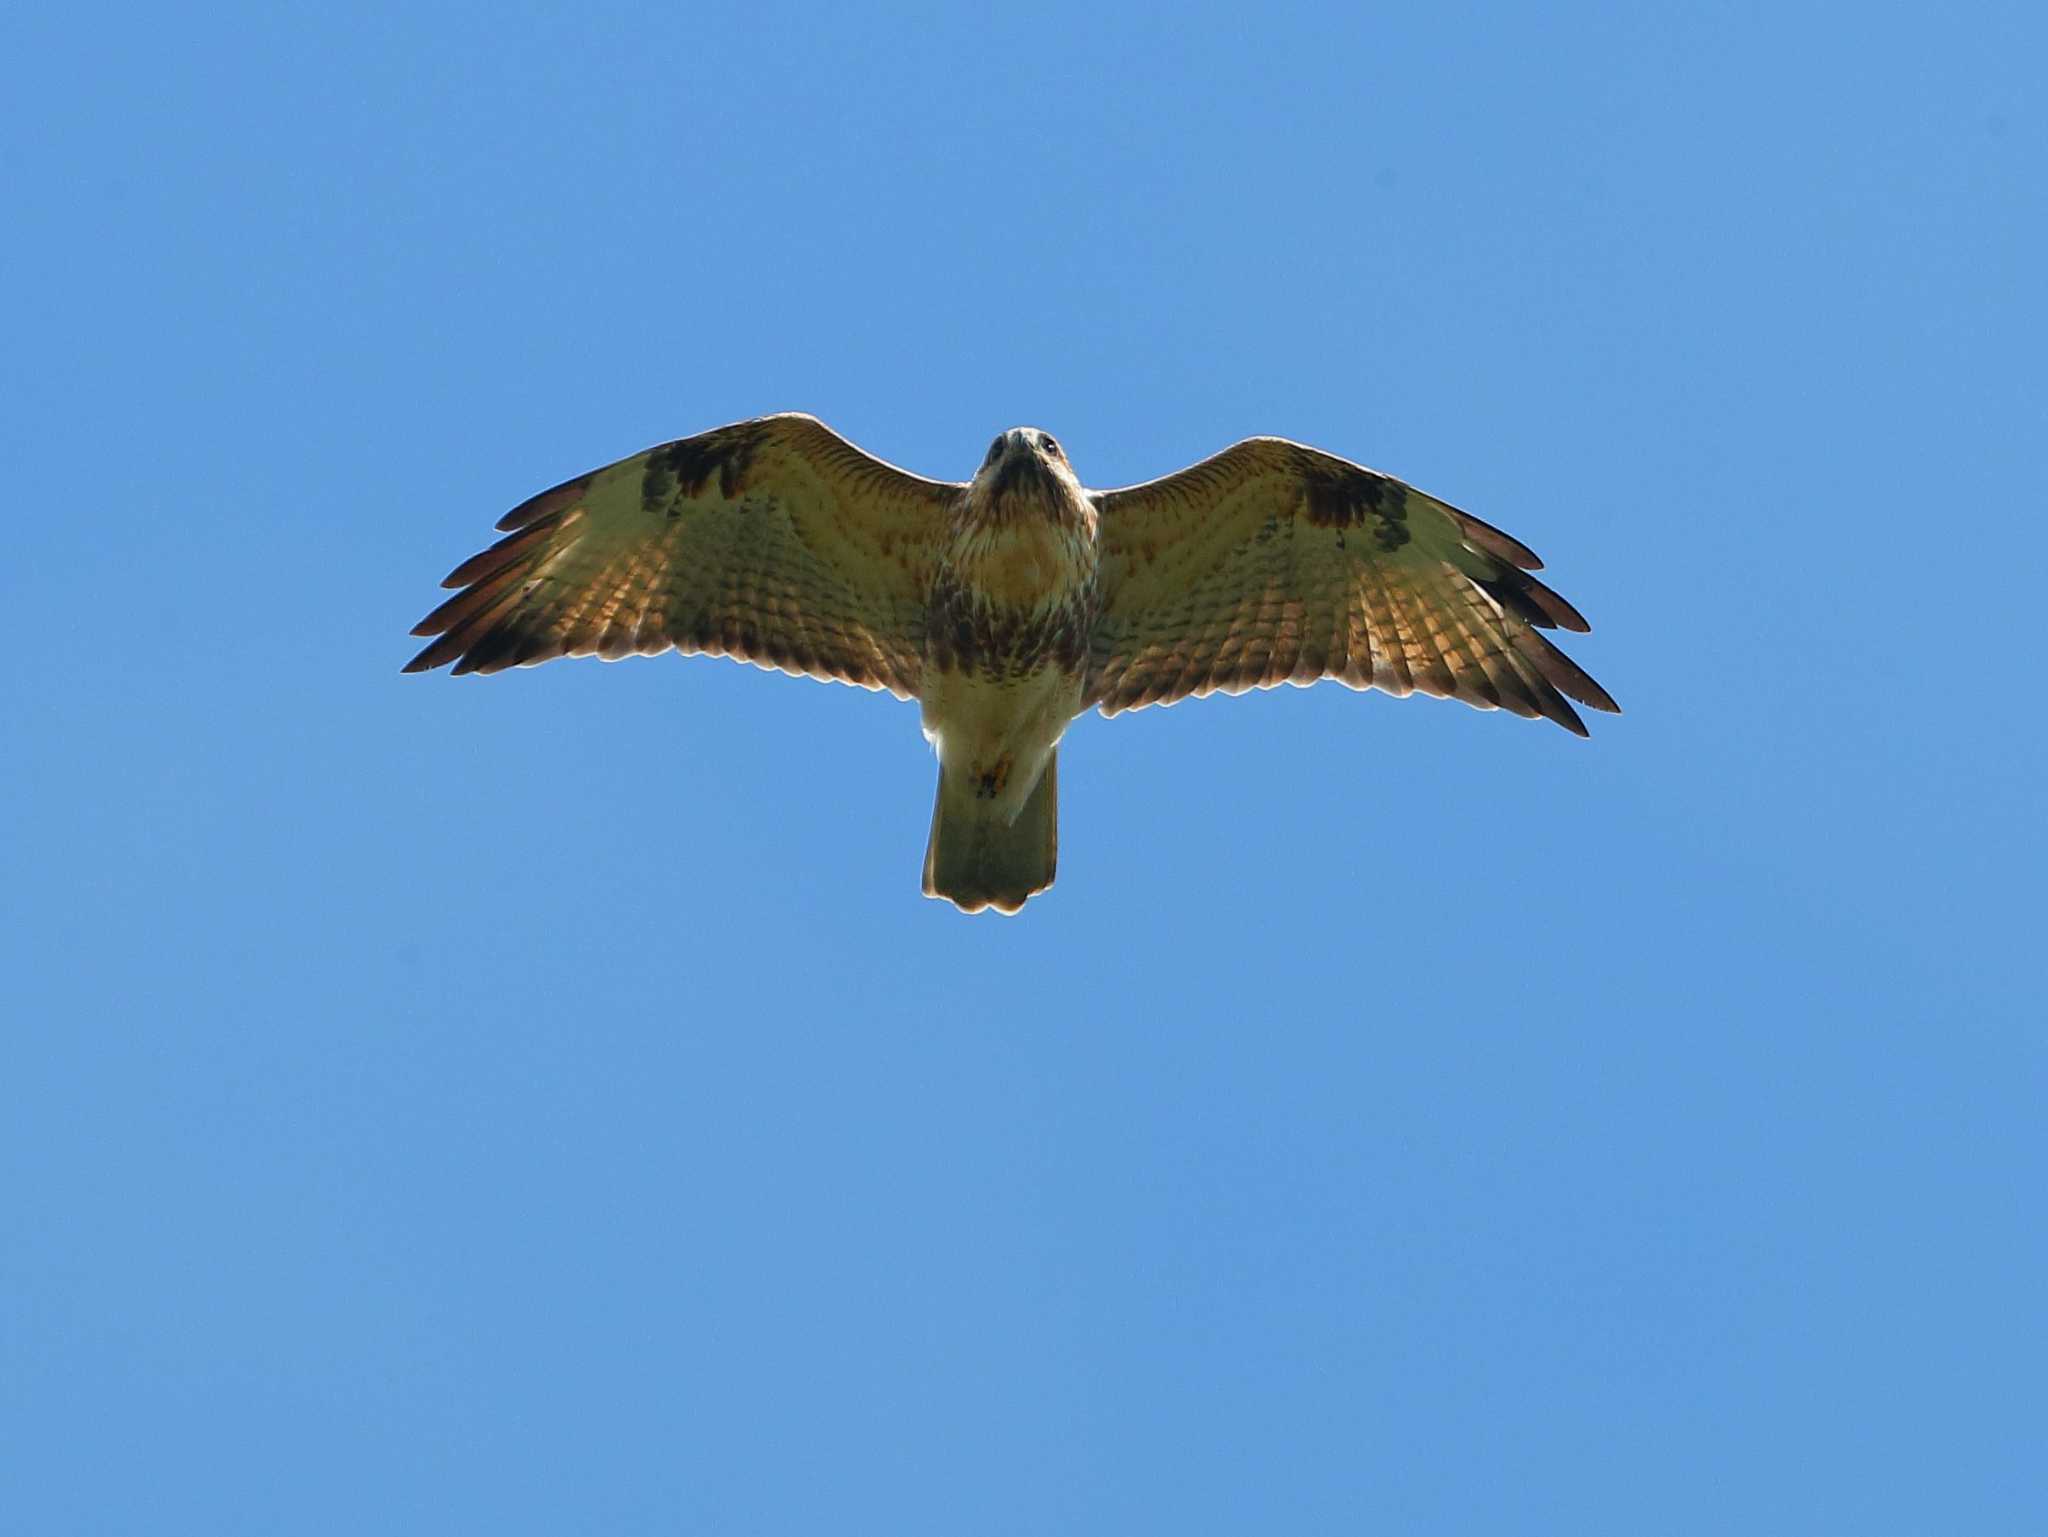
1088;438;1617;732
405;414;958;697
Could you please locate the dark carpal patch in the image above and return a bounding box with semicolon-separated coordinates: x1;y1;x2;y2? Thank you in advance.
642;423;767;510
639;454;675;513
1300;460;1410;552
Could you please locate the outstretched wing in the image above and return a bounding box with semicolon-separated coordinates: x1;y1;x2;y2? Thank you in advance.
405;413;957;698
1087;438;1617;733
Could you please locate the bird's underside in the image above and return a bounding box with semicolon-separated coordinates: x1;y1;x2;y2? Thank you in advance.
407;412;1618;913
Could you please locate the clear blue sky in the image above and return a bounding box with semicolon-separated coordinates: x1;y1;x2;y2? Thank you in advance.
5;2;2043;1532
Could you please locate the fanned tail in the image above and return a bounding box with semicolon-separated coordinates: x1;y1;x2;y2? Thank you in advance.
922;752;1058;915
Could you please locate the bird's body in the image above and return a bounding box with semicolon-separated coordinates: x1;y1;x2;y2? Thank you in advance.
407;413;1617;913
917;429;1098;908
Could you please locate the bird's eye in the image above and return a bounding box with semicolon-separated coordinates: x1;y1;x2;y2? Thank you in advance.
985;436;1004;465
1041;436;1062;458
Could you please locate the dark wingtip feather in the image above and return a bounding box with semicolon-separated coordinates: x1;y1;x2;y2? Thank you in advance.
411;584;496;641
1577;678;1621;715
402;633;464;673
1544;693;1592;736
495;473;594;532
1511;629;1620;715
1470;570;1591;634
445;624;531;676
1552;657;1618;715
1451;508;1545;570
1521;574;1591;633
441;520;553;589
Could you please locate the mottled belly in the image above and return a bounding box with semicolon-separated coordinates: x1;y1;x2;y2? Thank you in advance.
920;659;1083;818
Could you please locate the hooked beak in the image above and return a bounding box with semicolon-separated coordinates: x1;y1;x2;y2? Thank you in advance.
988;437;1052;498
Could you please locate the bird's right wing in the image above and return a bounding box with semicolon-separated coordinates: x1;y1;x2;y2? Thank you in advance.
405;413;958;698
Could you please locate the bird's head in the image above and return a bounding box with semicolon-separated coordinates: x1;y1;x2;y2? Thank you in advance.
970;427;1085;510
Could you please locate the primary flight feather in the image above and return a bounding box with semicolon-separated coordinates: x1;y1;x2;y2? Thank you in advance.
407;413;1617;913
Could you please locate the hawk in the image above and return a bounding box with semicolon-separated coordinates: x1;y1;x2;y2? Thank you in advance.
406;413;1617;913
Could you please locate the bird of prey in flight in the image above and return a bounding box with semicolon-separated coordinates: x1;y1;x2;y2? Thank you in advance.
407;413;1616;913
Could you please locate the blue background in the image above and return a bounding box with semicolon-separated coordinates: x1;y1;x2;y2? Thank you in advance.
5;2;2043;1531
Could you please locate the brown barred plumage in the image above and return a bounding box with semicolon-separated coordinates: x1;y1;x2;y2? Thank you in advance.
407;415;1616;912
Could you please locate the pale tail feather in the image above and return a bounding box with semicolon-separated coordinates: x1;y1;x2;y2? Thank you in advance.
922;752;1058;915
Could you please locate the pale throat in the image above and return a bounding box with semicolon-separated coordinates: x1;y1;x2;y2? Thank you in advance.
952;482;1098;612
